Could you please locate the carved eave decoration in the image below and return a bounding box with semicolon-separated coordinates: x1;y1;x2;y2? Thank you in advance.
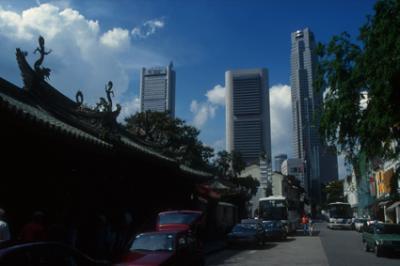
15;36;121;142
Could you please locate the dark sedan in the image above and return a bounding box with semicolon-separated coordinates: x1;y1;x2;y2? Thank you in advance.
0;242;110;266
227;223;265;247
362;223;400;257
262;220;287;240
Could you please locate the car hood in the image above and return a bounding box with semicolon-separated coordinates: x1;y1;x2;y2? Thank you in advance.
374;234;400;241
157;224;189;231
120;251;173;265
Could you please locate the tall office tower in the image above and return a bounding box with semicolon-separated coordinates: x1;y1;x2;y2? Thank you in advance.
226;68;272;172
290;28;338;204
274;154;287;172
140;62;175;117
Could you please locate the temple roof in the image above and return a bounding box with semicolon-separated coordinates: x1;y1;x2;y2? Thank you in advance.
0;37;212;179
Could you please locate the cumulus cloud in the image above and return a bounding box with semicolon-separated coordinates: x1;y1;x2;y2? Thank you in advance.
0;3;165;108
190;84;225;129
118;96;141;122
132;18;165;39
269;84;292;157
190;100;217;128
206;84;225;106
100;27;130;50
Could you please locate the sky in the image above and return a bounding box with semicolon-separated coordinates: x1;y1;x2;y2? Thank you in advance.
0;0;377;178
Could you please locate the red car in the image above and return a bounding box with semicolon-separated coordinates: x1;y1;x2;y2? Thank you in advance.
115;230;204;266
156;210;203;232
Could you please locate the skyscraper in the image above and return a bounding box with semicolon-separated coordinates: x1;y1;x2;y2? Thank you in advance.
225;68;272;170
290;28;338;203
140;62;175;117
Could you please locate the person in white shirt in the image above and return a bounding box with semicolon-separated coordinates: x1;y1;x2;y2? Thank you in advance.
0;208;11;243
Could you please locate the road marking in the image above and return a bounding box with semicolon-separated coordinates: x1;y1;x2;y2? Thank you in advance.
248;250;257;255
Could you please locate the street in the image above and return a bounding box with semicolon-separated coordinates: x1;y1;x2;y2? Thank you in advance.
206;222;400;266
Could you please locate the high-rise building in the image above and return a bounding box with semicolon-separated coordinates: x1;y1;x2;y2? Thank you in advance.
225;68;272;171
290;28;338;203
140;62;175;117
274;154;287;172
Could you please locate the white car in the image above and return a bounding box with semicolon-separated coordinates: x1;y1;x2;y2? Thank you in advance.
352;218;369;232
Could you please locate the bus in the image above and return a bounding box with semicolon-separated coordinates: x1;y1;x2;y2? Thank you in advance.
326;202;353;229
259;196;299;234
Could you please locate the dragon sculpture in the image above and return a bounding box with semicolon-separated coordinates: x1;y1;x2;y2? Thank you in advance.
34;36;52;80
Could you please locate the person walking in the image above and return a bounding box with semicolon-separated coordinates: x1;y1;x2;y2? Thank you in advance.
0;209;11;243
309;216;314;236
301;214;309;236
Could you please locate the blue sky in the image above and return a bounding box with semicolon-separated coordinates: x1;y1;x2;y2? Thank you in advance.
0;0;377;177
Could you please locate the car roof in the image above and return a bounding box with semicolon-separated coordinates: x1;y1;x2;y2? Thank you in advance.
159;210;202;215
136;230;183;237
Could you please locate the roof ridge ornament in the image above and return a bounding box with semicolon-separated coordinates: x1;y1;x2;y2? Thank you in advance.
33;36;52;80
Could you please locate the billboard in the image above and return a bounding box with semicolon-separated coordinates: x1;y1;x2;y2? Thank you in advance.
375;168;394;198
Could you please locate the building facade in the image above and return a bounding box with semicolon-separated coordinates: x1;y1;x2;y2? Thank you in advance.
290;28;338;204
281;158;305;187
274;154;287;172
140;62;175;117
225;68;272;171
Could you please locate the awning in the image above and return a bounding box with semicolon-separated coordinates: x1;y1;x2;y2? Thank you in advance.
378;200;391;207
387;201;400;211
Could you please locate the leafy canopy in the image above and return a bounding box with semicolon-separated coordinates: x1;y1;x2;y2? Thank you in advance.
315;0;400;165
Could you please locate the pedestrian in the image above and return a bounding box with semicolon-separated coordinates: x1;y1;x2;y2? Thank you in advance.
309;216;314;236
0;208;11;243
19;211;47;242
301;214;309;235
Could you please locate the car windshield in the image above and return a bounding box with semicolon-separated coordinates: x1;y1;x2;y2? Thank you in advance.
232;224;257;232
131;233;175;252
375;224;400;234
159;212;200;225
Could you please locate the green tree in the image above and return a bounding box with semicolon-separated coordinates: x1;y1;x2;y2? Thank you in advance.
124;111;214;171
213;150;246;178
315;0;400;168
324;180;345;204
214;150;231;177
231;150;246;178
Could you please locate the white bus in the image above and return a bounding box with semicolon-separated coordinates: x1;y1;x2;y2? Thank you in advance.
259;196;299;234
326;202;353;229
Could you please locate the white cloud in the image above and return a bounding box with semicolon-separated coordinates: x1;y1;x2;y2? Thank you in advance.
118;96;140;122
131;18;165;39
190;84;224;129
190;100;217;129
100;27;130;49
269;84;292;157
0;3;165;107
206;85;225;106
212;139;225;152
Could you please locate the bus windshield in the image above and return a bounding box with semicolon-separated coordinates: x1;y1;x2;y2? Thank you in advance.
328;203;352;219
259;200;288;220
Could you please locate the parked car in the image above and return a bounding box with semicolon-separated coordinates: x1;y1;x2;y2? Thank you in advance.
352;218;369;232
0;242;110;265
116;230;204;266
262;220;287;240
226;222;266;247
157;210;203;232
362;223;400;257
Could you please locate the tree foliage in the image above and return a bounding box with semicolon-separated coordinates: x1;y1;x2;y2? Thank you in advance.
323;180;345;204
315;0;400;166
124;111;214;171
213;150;246;178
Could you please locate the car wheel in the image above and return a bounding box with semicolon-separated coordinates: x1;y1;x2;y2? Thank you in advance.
364;242;369;252
375;245;383;257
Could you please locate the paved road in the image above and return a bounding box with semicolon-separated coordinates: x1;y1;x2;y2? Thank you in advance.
206;222;400;266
